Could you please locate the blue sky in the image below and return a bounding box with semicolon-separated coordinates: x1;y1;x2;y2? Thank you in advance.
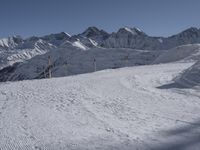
0;0;200;38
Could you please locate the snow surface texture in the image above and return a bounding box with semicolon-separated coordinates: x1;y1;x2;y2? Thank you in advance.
0;62;200;150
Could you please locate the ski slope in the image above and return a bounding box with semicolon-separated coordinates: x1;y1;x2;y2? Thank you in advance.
0;62;200;150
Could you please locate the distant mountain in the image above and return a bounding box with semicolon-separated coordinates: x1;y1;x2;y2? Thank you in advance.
0;36;23;49
0;36;55;69
102;27;200;50
102;27;162;50
1;26;200;82
70;26;109;47
0;46;160;82
40;32;71;46
161;27;200;50
79;26;109;42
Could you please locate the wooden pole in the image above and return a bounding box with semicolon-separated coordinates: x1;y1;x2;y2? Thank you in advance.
64;61;68;76
48;56;52;78
43;66;46;78
93;58;96;72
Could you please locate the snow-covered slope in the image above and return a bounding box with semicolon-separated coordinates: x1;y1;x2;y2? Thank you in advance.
0;32;87;70
0;37;56;69
154;44;200;64
175;60;200;87
1;26;200;82
0;46;160;81
0;36;23;49
0;62;200;150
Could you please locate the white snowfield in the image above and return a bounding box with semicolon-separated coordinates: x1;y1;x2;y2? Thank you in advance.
1;61;200;150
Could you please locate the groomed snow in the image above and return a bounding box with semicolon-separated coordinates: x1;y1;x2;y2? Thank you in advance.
0;62;200;150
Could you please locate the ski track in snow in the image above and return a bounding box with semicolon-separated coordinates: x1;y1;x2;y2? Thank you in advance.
0;62;200;150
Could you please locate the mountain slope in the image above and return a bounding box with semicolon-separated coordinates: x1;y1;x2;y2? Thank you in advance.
0;46;160;82
175;60;200;87
153;44;200;64
1;26;200;82
0;62;199;150
0;32;88;70
0;37;56;69
79;26;109;44
102;27;163;50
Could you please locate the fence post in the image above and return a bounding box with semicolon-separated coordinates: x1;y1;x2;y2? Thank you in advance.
43;66;46;78
93;58;96;72
64;61;68;76
48;55;52;78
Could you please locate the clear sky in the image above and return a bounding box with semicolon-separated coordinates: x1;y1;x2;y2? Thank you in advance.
0;0;200;38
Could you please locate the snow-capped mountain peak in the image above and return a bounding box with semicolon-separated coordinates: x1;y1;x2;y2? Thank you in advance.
0;36;23;48
64;32;71;37
41;32;71;41
117;27;145;36
82;27;102;36
2;26;200;81
171;27;200;38
81;26;109;38
183;27;199;33
78;26;109;45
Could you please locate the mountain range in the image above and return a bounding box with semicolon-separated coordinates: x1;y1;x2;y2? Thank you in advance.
1;26;200;82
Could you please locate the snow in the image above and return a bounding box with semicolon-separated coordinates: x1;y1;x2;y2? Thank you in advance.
175;60;200;88
158;38;163;43
64;32;71;37
0;39;55;69
122;27;143;35
88;38;98;46
135;27;142;32
3;47;160;81
72;41;88;50
0;37;19;48
153;44;200;64
0;62;200;149
124;27;139;35
1;26;200;149
0;38;10;47
1;26;200;72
